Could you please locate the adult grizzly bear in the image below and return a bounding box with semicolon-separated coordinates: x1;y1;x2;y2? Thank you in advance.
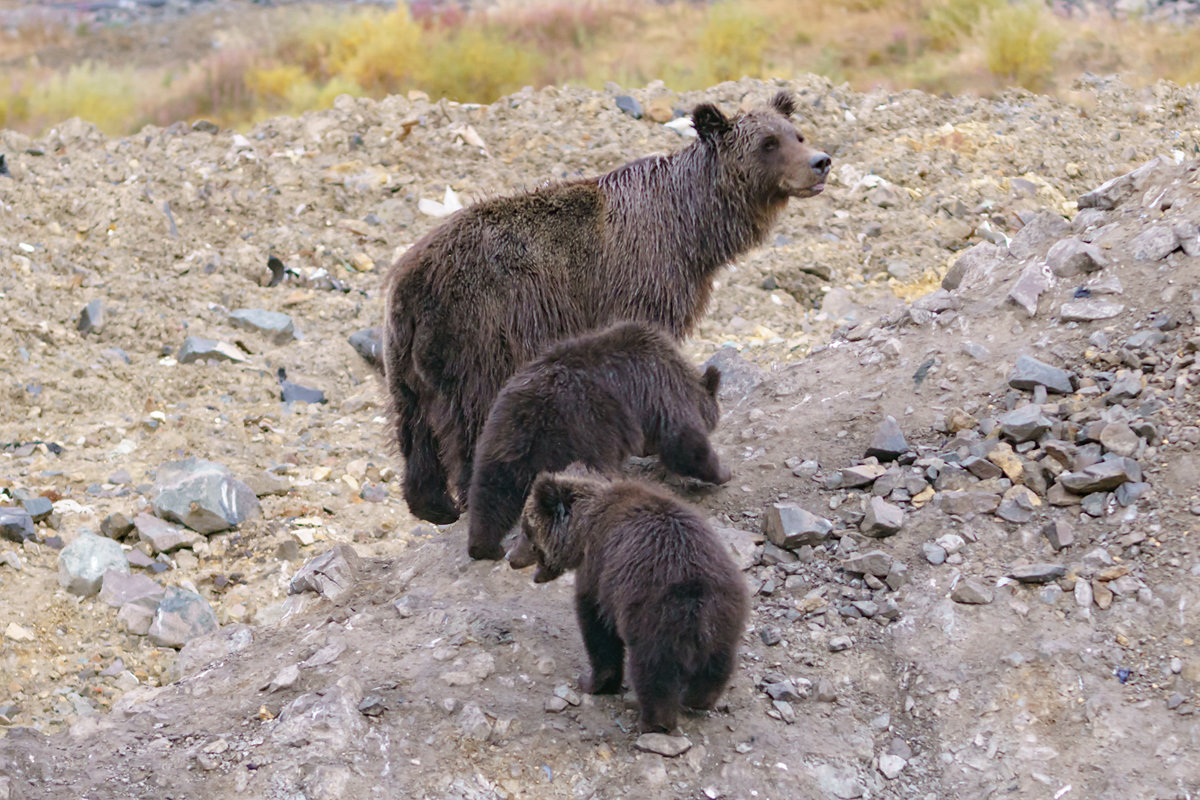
467;321;729;560
514;471;749;732
384;90;830;524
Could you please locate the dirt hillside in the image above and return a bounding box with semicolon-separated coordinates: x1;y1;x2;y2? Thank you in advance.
1;74;1200;799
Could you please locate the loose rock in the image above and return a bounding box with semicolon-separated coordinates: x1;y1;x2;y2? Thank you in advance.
58;532;129;596
147;586;220;648
152;458;260;534
763;504;833;549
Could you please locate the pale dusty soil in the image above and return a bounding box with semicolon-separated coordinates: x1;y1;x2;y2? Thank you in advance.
1;74;1200;799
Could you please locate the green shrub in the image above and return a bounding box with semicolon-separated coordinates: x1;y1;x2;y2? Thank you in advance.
698;1;771;83
982;1;1060;90
420;27;540;103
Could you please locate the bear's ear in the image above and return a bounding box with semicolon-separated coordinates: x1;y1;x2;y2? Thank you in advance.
770;91;797;118
692;103;731;143
702;364;722;397
532;475;574;523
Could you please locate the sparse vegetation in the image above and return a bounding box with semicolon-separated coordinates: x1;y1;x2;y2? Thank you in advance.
0;0;1197;136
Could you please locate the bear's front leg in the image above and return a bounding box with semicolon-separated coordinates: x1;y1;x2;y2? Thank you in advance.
576;591;624;694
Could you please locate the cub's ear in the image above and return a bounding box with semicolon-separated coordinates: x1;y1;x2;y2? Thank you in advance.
770;91;797;118
702;364;722;397
692;103;731;143
531;475;574;523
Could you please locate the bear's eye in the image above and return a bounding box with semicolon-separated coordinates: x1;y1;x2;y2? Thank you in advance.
762;136;779;152
796;132;806;144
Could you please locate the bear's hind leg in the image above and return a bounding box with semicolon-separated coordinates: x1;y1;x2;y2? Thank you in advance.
682;646;736;711
577;592;624;694
629;645;683;732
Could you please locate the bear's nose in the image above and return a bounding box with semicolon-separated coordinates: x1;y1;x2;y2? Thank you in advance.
810;153;831;178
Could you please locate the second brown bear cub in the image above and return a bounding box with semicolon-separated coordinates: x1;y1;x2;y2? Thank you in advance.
467;321;730;561
514;472;749;732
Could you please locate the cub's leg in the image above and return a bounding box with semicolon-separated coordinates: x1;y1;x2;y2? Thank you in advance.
576;592;624;694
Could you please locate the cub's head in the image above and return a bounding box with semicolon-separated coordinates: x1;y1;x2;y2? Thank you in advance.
692;91;831;205
509;470;602;582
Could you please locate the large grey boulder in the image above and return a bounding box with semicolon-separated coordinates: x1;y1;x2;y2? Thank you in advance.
152;458;260;534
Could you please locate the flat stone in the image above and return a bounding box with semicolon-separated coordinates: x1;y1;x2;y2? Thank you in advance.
945;407;977;433
58;532;129;596
125;549;158;569
244;471;292;497
118;602;155;635
77;299;105;335
1176;220;1200;256
841;550;892;577
1010;563;1066;583
995;485;1041;524
133;513;202;554
1077;159;1158;210
271;676;365;749
1043;520;1074;550
178;336;246;364
814;763;862;799
998;405;1053;443
865;416;908;462
960;455;1001;480
289;544;363;601
861;497;904;538
878;754;907;780
1059;300;1124;322
0;508;36;543
763;504;833;549
615;95;642;119
280;379;327;405
1008;355;1075;394
635;733;692;757
147;586;219;648
1131;223;1180;261
1106;370;1144;403
100;512;135;539
1060;461;1136;494
348;327;382;369
1125;330;1167;350
1074;578;1093;608
152;457;260;534
986;443;1025;482
229;308;296;344
1007;262;1051;316
20;496;53;522
98;570;164;609
828;636;852;652
1113;480;1148;507
1092;580;1114;609
764;680;806;702
951;578;994;604
702;346;765;402
936;533;966;555
716;526;761;571
937;491;1001;516
1008;211;1071;261
840;463;886;488
1045;237;1107;277
1099;422;1140;457
942;242;1002;291
922;542;946;565
267;664;300;692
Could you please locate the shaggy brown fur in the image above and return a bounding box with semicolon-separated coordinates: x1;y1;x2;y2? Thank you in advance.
466;321;729;560
514;472;749;732
384;91;830;524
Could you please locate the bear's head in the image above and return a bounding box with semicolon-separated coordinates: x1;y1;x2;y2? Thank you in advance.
511;470;602;581
692;91;831;206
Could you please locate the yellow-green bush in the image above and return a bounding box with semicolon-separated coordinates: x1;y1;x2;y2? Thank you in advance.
31;62;139;134
921;0;1002;51
337;4;423;95
420;28;539;103
698;1;771;83
981;1;1060;90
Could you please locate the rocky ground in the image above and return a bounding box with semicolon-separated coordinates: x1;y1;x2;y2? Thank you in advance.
1;74;1199;798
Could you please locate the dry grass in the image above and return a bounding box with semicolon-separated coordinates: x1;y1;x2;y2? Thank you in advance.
1;0;1197;136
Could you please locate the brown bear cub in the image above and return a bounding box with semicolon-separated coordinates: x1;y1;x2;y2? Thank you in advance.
383;91;830;525
466;321;730;561
513;472;749;732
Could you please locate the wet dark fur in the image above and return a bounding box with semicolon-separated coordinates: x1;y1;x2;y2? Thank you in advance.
383;91;830;524
466;321;729;560
515;473;750;732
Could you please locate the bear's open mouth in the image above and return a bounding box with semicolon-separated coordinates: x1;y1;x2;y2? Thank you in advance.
791;182;825;198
